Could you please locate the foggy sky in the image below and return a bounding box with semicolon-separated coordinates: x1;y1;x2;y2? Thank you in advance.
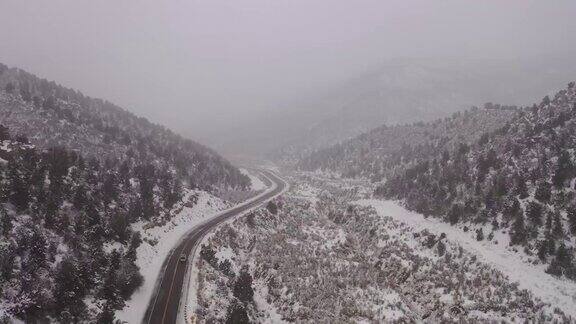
1;0;575;145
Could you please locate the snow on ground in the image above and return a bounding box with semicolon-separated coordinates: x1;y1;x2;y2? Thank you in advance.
115;190;229;323
355;199;576;318
252;280;288;324
290;182;321;205
181;171;286;323
241;168;267;191
259;160;281;174
179;230;218;324
0;306;24;324
189;221;287;324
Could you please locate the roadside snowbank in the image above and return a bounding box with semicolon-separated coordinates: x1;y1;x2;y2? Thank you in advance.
116;190;229;323
181;171;286;323
355;199;576;318
241;168;267;191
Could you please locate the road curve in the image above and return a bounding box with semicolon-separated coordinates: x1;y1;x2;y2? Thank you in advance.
143;169;287;324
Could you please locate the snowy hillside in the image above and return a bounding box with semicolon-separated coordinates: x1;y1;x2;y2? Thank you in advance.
0;63;252;323
0;63;249;191
116;190;230;322
299;106;518;181
191;174;573;322
297;82;576;282
260;58;576;161
378;82;576;280
356;199;576;319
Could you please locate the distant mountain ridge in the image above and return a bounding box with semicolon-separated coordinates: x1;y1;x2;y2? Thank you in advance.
259;58;576;161
298;105;519;181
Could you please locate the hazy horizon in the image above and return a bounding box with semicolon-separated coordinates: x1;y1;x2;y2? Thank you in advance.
1;0;575;149
2;2;576;322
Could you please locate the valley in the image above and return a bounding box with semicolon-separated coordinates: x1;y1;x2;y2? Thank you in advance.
1;8;576;321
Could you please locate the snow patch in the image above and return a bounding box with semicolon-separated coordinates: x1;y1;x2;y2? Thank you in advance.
241;168;267;191
355;199;576;317
115;190;229;323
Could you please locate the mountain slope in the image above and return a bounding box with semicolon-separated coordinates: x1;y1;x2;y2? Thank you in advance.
0;63;248;192
303;82;576;280
376;83;576;279
299;106;519;181
0;63;249;322
256;58;576;160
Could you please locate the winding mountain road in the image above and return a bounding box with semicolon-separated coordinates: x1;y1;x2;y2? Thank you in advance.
144;169;287;324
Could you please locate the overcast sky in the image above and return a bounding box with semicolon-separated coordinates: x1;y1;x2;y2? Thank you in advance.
1;0;575;143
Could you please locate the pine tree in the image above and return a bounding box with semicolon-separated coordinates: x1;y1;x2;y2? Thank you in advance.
32;95;42;109
266;201;278;215
102;173;118;205
476;228;484;241
526;202;543;226
514;175;529;199
226;303;249;324
510;214;527;245
117;260;143;299
534;181;552;203
552;151;573;188
126;232;142;262
119;160;130;184
160;173;182;210
493;173;508;197
502;197;521;225
200;244;217;267
43;195;59;230
0;242;15;281
552;212;564;238
484;191;496;212
0;208;12;237
0;125;9;141
54;258;87;318
447;203;461;225
537;240;548;261
19;81;32;102
545;212;553;232
99;268;120;308
4;83;15;93
233;269;254;303
486;149;499;169
27;228;47;271
110;212;129;243
547;243;574;278
8;162;30;212
97;304;116;324
538;232;556;261
73;185;87;210
219;259;234;276
137;165;155;221
567;206;576;235
437;240;446;256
